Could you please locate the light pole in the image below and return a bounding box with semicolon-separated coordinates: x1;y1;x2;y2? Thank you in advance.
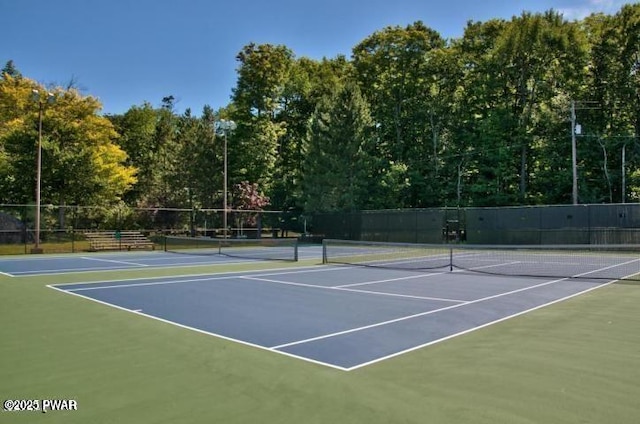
569;100;600;205
216;119;236;239
570;100;582;205
31;89;55;253
622;142;627;204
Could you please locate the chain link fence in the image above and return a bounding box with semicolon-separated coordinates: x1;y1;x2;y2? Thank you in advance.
2;203;639;254
0;204;292;254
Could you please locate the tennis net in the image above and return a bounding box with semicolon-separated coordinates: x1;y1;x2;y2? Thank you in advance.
165;236;298;262
322;239;640;281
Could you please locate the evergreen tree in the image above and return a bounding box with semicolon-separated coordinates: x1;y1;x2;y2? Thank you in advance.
1;60;21;79
302;81;376;212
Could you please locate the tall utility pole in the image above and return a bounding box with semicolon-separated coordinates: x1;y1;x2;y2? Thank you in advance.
570;100;578;205
622;143;626;204
216;119;237;239
31;89;55;253
224;130;228;238
569;100;601;205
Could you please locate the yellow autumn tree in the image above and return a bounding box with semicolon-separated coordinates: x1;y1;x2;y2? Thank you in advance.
0;72;137;206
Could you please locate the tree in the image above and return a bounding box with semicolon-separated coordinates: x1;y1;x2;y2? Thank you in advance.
303;81;378;212
494;11;588;201
1;60;21;79
445;13;589;206
230;44;293;196
352;21;449;207
0;76;136;210
445;19;508;206
232;180;270;228
5;5;640;219
108;102;158;205
233;43;293;118
580;4;640;202
269;56;354;213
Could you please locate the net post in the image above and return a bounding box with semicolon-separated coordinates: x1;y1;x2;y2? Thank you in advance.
294;239;299;262
449;245;453;272
163;234;167;252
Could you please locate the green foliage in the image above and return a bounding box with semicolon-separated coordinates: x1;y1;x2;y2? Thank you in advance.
233;43;294;118
0;75;136;208
230;43;293;204
577;4;640;202
4;5;640;214
109;103;158;204
1;60;21;79
302;81;379;212
177;105;221;209
106;5;640;210
352;22;448;207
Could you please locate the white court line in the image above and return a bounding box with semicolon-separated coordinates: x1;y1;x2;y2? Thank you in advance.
0;251;161;261
335;273;444;288
301;271;467;302
48;259;640;371
0;270;15;277
240;276;336;290
67;275;246;291
46;284;348;371
347;279;617;370
61;265;339;291
336;287;465;303
346;258;640;370
16;258;313;277
453;261;522;272
341;251;479;269
51;264;327;287
81;256;150;267
270;259;640;351
229;266;351;278
241;276;465;303
10;265;158;276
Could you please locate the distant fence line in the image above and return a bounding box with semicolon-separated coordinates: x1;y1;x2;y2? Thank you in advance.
308;204;640;245
3;203;640;254
0;204;299;254
0;204;291;234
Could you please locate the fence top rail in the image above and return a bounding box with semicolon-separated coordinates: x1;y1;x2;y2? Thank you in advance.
84;230;144;235
0;204;284;213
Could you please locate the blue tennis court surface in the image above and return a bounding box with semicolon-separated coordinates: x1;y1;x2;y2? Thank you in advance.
0;246;321;276
47;263;613;370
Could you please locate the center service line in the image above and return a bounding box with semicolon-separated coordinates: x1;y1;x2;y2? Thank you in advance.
81;256;150;267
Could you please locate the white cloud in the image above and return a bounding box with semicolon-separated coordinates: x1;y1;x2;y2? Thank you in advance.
558;0;635;20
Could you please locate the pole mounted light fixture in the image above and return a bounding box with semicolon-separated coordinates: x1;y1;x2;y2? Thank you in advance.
215;119;237;239
31;89;55;253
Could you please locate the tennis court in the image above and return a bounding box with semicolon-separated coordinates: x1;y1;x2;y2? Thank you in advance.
0;237;312;276
43;239;638;370
3;238;640;423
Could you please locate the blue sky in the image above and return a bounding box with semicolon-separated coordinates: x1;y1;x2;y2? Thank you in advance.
1;0;634;115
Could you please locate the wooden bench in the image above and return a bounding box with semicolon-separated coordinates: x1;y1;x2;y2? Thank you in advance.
84;231;155;251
